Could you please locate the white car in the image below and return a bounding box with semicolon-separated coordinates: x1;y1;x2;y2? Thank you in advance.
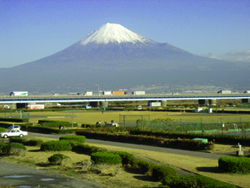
0;130;28;138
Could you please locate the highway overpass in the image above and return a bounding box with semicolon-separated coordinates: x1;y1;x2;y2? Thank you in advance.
0;94;250;106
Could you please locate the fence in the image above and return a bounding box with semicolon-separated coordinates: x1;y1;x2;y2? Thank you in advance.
1;110;29;119
119;115;150;127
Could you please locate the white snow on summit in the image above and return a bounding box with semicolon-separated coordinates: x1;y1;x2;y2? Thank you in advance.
80;23;156;45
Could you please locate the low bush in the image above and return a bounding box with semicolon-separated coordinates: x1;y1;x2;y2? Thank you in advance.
0;127;5;133
59;135;86;143
48;153;70;165
218;156;250;174
0;142;7;154
91;152;122;164
152;165;177;181
3;143;27;156
162;175;237;188
0;117;29;122
9;137;28;145
40;141;72;151
137;159;157;175
38;120;78;127
72;144;107;154
110;151;135;166
27;139;43;146
21;126;75;134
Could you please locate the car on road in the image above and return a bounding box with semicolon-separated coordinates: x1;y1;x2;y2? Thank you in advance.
0;130;28;138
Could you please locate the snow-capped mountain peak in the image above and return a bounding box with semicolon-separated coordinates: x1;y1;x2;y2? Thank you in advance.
80;23;155;45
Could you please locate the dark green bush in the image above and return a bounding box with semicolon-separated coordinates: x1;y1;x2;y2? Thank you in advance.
152;165;177;181
0;142;7;154
0;127;5;133
2;143;27;156
9;137;28;145
40;141;72;151
219;156;250;174
110;151;135;166
162;175;237;188
72;144;107;154
137;159;157;175
27;139;43;146
38;120;77;127
91;152;122;164
0;117;28;122
59;135;86;143
48;153;70;165
21;126;75;134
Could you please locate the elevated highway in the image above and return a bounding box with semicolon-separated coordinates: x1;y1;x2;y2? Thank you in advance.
0;94;250;104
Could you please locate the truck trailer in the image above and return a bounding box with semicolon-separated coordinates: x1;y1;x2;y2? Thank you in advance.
27;104;45;109
217;90;231;94
9;91;28;96
112;91;126;95
244;91;250;93
132;91;145;95
102;91;112;95
84;91;93;96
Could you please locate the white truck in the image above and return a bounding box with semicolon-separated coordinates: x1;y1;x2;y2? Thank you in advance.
244;91;250;93
84;91;93;96
132;91;145;95
102;91;112;95
9;91;28;96
217;90;231;94
27;104;45;109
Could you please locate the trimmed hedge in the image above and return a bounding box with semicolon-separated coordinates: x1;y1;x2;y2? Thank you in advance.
0;127;6;133
27;139;43;146
218;156;250;174
72;143;107;154
91;152;122;164
48;153;69;165
59;135;86;143
162;175;237;188
0;123;32;129
40;141;72;151
0;142;7;154
3;143;27;155
152;165;178;181
9;137;28;145
129;128;250;146
0;117;28;122
110;151;135;166
75;130;214;151
21;126;75;134
38;120;78;127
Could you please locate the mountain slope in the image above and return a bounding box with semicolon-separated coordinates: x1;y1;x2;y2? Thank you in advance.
0;23;249;94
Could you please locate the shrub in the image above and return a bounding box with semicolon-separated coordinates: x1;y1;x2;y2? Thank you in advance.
152;165;177;181
162;175;237;188
110;151;135;166
48;153;70;165
40;141;72;151
3;143;27;156
59;135;86;143
27;139;43;146
73;144;107;154
137;159;157;175
9;137;28;145
0;118;28;122
91;152;122;164
218;156;250;174
38;120;77;127
0;127;5;133
0;142;7;154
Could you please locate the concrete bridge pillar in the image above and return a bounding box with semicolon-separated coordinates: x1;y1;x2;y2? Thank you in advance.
209;99;217;106
101;101;108;108
198;99;206;105
242;99;249;103
161;100;167;107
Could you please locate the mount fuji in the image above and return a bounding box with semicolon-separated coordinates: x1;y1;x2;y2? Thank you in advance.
0;23;249;94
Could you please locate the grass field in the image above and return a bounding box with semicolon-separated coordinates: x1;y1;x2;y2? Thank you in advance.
1;135;250;188
23;110;250;126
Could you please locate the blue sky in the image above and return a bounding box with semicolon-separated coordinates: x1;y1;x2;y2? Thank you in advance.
1;0;250;68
